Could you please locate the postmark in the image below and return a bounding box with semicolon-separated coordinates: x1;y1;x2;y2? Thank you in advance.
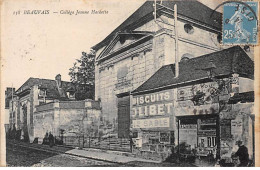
223;1;258;45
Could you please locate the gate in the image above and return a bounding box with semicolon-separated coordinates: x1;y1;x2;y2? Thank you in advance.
83;137;131;152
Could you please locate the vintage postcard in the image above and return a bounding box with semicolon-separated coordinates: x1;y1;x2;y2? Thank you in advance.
0;0;259;167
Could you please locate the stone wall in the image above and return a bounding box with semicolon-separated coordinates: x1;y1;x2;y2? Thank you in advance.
34;100;102;143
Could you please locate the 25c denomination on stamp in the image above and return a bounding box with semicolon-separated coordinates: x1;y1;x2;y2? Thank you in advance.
223;1;258;45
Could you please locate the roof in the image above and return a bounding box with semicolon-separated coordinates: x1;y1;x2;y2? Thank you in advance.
132;46;254;94
15;78;93;100
97;31;153;62
92;0;222;51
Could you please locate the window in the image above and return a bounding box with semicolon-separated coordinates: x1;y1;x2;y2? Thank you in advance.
160;132;170;143
184;24;194;34
117;66;128;80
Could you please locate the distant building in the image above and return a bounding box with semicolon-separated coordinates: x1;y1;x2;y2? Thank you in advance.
7;74;94;142
4;87;15;133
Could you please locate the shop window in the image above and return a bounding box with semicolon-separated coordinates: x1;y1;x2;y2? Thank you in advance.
220;119;232;138
184;24;194;34
160;132;170;143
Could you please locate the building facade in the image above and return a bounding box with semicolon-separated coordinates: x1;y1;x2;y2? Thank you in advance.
93;1;228;138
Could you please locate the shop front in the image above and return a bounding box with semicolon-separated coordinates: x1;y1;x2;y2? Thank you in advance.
177;115;218;157
175;103;219;159
131;89;175;160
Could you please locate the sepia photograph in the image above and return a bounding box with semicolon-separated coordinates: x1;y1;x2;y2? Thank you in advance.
1;0;259;167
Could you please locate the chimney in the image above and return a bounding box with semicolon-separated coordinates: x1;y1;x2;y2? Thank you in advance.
55;74;62;88
5;87;15;98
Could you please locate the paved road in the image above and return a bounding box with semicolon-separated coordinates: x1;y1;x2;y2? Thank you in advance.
6;142;120;167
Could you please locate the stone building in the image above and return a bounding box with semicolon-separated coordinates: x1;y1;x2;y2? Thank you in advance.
7;74;93;142
92;1;224;138
131;46;254;161
92;0;254;162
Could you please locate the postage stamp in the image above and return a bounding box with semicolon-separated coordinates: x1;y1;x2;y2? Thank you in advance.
223;1;258;45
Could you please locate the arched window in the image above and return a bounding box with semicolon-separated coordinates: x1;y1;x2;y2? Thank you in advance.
184;24;194;34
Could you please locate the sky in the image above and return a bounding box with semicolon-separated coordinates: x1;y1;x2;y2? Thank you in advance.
1;0;221;90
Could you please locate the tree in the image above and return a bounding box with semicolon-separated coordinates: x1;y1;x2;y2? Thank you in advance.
68;49;95;100
69;49;95;85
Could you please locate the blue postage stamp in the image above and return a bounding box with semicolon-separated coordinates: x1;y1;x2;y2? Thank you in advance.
223;2;258;45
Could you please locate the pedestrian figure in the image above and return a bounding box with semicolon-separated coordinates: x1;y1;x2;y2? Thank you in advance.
129;135;133;152
43;132;49;145
48;132;54;147
233;140;249;166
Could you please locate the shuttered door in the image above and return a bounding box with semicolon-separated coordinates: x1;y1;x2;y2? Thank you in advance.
118;96;130;138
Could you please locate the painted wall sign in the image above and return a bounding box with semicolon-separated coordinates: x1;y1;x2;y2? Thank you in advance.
177;82;219;101
180;124;197;129
132;117;170;128
175;103;219;116
132;89;174;118
133;90;174;106
177;80;232;105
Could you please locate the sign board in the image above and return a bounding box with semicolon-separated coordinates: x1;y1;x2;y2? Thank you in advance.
132;117;170;128
177;82;219;101
132;89;174;118
231;119;243;135
175;103;219;116
220;119;232;138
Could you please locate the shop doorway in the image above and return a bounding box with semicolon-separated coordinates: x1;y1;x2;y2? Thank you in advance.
177;115;218;157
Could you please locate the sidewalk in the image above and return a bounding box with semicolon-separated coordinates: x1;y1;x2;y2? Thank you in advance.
65;148;161;164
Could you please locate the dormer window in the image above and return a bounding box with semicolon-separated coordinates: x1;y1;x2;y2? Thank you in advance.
184;24;194;34
181;53;194;61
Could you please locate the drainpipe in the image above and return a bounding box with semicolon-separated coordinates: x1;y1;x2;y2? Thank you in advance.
174;4;179;78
